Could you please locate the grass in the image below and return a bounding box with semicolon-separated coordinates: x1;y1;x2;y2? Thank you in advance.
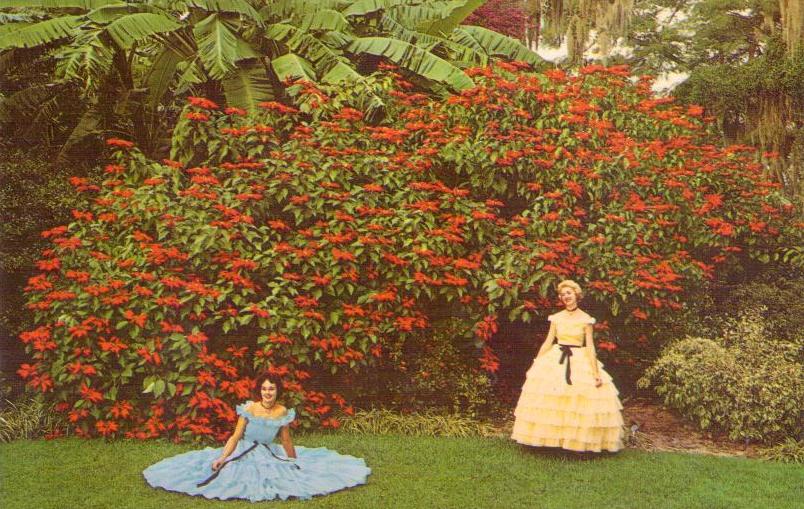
1;434;801;509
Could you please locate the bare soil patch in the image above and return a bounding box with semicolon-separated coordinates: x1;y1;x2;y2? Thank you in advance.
622;398;762;458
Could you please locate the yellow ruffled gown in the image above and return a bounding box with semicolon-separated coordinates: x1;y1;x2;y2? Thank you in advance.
511;311;624;452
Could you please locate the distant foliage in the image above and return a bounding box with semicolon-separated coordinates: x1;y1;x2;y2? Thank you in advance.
465;0;527;40
356;317;495;416
639;310;804;444
18;63;796;439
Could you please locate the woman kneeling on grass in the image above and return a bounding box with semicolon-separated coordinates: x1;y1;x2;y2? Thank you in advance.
511;279;624;453
143;373;371;501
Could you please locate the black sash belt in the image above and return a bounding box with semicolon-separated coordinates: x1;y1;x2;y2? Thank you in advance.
558;344;582;385
196;441;299;488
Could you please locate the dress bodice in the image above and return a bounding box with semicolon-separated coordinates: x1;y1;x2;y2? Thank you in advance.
236;402;296;444
548;311;596;346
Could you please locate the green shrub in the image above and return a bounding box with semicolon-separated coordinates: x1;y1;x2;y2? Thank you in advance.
355;317;494;416
639;309;803;444
759;438;804;464
339;409;497;437
0;396;66;442
0;146;90;390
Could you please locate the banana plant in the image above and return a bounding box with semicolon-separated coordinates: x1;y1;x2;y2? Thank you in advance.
0;0;543;160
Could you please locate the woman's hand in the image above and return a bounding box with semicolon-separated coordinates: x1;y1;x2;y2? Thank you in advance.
211;457;226;471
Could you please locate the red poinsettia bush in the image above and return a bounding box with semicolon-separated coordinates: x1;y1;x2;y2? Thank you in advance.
19;62;796;439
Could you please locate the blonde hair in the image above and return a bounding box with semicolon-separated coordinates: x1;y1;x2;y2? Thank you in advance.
557;279;583;299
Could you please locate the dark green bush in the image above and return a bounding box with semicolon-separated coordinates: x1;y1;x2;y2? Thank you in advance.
0;145;91;389
355;317;494;417
639;308;803;444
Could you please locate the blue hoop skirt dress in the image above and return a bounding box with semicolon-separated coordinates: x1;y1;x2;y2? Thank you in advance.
143;404;371;501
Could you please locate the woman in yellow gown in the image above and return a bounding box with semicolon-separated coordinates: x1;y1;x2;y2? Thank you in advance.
511;280;624;452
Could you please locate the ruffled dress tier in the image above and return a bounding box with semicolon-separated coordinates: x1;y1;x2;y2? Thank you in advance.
511;311;624;452
143;403;371;501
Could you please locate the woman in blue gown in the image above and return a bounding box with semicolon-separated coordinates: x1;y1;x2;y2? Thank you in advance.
143;373;371;501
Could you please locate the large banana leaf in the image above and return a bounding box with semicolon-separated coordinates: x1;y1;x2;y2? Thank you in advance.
320;60;361;83
390;1;466;30
187;0;263;24
421;0;483;36
175;59;206;93
450;26;543;65
105;13;182;49
347;36;473;90
59;105;103;162
342;0;417;17
193;14;240;79
0;84;54;123
377;11;487;66
86;3;166;24
300;10;349;32
0;0;121;8
266;0;348;20
55;31;114;94
0;15;80;49
144;47;184;111
221;63;275;110
271;53;315;82
267;23;347;75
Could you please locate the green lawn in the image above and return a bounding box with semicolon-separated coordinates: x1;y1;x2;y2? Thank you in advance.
1;434;800;509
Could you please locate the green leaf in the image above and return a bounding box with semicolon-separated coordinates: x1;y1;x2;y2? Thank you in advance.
0;0;120;8
347;36;473;91
271;53;315;82
301;9;349;32
104;13;181;49
188;0;263;24
222;63;275;110
153;379;166;397
144;48;184;111
342;0;412;17
0;16;81;49
421;0;483;36
86;3;164;24
450;26;543;65
193;14;240;79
